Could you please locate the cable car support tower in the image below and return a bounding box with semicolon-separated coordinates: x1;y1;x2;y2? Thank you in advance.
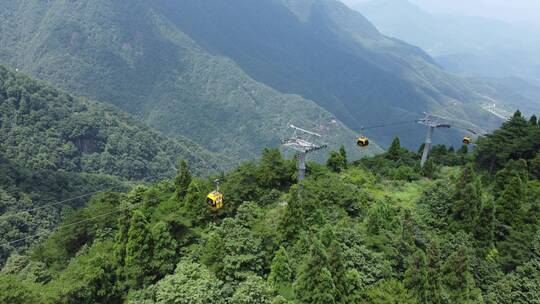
281;124;327;182
417;113;451;167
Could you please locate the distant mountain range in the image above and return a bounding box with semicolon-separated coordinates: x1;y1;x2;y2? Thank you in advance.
350;0;540;83
0;0;517;154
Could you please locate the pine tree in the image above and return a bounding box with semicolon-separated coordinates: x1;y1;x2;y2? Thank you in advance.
474;198;496;251
404;250;428;303
294;239;336;304
387;137;402;160
531;153;540;179
326;151;346;173
113;208;131;288
257;148;292;189
326;240;347;304
396;210;416;276
442;246;477;304
496;176;525;234
268;246;292;292
426;242;443;304
152;221;178;277
451;165;482;231
421;158;436;178
174;159;192;201
530;115;538;126
124;211;154;289
339;145;348;170
475;110;530;172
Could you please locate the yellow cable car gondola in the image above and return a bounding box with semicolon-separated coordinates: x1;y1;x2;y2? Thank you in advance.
207;179;223;209
463;136;472;145
357;136;370;147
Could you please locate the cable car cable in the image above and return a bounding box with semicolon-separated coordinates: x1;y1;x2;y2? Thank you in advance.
21;187;122;214
358;119;418;131
0;205;132;247
0;186;125;220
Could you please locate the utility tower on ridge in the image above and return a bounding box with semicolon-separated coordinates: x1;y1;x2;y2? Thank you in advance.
417;113;451;167
282;124;327;182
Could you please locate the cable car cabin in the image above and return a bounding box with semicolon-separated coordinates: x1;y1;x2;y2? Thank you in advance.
357;137;370;147
463;136;472;145
207;191;224;209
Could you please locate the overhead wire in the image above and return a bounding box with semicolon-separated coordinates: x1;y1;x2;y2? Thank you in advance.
3;186;124;218
358;119;419;131
0;172;179;246
0;205;132;247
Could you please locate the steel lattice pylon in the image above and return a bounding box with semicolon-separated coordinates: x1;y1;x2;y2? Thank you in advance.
281;124;327;181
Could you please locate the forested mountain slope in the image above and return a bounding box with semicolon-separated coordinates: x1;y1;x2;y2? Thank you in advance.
0;65;221;179
2;111;539;303
0;65;225;266
0;0;374;159
156;0;502;146
0;0;501;151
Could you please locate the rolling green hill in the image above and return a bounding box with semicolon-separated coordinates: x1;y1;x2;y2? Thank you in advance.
0;0;501;153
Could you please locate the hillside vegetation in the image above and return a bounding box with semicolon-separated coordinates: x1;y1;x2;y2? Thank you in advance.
1;111;539;303
0;0;504;153
0;65;222;179
0;65;224;266
0;0;376;160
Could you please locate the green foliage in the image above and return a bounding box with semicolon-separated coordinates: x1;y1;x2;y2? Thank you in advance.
2;113;539;304
155;260;224;304
326;146;348;173
363;279;416;304
0;274;42;304
175;160;192;201
268;246;293;293
124;211;154;289
404;250;428;303
231;275;275;304
426;241;444;304
486;259;540;304
151;221;178;278
475;111;540;172
386;137;404;161
45;240;119;303
0;65;219;179
442;246;483;303
294;239;337;304
451;165;482;231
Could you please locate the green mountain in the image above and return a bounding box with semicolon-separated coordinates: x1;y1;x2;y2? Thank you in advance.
1;111;539;303
0;0;501;152
0;65;221;179
0;64;227;265
351;0;540;82
0;0;375;160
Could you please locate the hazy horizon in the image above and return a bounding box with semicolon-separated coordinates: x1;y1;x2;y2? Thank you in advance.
342;0;540;26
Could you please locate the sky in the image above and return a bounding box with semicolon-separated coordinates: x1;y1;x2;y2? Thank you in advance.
342;0;540;26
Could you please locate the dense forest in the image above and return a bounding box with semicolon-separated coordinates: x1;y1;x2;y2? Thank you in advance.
1;111;539;303
0;65;224;268
0;65;222;179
